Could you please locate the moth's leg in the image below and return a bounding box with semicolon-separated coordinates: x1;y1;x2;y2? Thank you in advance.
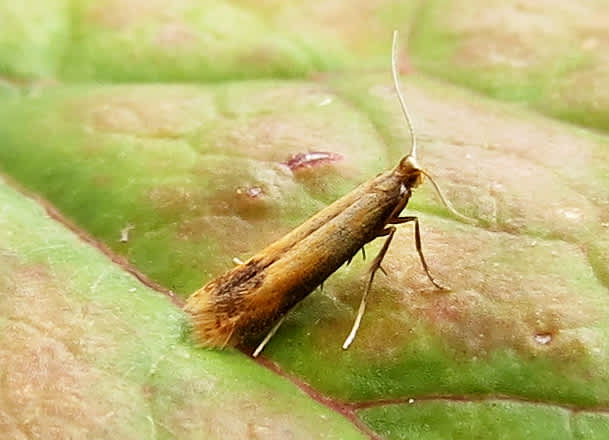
343;226;396;350
390;216;445;289
348;246;367;266
252;299;306;357
232;257;245;265
252;314;288;358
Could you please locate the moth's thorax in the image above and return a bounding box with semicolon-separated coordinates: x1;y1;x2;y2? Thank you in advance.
395;154;424;189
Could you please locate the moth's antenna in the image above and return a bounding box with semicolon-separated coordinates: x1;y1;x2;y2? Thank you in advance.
421;170;477;224
392;30;417;159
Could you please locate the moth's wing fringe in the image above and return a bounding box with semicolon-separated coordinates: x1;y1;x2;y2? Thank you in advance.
184;288;239;348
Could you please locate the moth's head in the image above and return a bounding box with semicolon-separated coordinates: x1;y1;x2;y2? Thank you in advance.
396;154;424;188
390;32;423;190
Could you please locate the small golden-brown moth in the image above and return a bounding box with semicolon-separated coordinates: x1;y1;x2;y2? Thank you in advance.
185;31;473;356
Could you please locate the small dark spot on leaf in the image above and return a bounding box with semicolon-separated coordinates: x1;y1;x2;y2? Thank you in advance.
232;185;270;218
142;385;156;398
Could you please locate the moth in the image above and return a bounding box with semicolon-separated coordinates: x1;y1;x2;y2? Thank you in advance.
185;31;472;356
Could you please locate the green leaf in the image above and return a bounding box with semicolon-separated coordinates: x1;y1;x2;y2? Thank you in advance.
1;1;609;438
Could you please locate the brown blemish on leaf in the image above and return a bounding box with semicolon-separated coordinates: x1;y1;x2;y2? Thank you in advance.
147;159;288;221
147;154;311;256
141;384;157;399
219;185;270;216
282;151;343;172
146;169;288;265
232;186;271;218
149;182;279;242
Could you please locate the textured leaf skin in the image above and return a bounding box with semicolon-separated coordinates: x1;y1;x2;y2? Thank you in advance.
1;1;609;439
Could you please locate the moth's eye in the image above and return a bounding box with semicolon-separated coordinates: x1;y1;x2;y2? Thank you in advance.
417;173;425;186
